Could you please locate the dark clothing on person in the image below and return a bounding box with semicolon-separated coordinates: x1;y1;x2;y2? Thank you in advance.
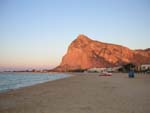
128;70;134;78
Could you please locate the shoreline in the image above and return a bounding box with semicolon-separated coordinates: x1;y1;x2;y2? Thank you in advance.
0;72;74;94
0;73;150;113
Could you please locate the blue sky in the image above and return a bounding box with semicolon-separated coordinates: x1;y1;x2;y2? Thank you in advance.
0;0;149;70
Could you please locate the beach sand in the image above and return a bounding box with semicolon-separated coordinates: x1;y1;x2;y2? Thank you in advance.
0;73;150;113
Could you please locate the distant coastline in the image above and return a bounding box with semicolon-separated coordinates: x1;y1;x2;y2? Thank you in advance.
1;69;53;73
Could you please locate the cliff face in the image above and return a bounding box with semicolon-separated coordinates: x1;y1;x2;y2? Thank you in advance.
54;34;150;71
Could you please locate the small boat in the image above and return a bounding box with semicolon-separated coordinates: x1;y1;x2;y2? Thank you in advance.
99;72;112;76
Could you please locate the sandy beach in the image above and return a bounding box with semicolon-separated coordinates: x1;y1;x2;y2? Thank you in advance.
0;73;150;113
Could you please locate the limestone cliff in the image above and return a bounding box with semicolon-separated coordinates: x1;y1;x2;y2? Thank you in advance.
54;34;150;71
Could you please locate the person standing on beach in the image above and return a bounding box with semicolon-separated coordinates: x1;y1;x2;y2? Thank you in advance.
128;70;134;78
128;66;135;78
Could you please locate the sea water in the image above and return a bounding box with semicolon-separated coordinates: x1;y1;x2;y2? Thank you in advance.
0;72;72;92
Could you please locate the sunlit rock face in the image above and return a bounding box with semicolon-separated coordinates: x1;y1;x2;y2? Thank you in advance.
54;34;150;72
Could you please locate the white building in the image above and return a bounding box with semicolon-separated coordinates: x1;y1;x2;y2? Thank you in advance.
87;66;122;73
141;64;150;71
87;68;107;73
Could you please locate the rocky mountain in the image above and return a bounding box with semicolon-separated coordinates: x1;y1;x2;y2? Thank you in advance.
53;34;150;72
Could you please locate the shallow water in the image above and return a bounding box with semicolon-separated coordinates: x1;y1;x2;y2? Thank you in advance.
0;72;72;92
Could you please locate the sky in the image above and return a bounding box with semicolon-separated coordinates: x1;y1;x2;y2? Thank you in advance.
0;0;150;71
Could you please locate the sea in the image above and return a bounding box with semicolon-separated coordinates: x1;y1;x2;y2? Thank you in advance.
0;72;72;93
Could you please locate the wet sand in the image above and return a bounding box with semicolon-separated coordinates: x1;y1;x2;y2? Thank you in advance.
0;73;150;113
